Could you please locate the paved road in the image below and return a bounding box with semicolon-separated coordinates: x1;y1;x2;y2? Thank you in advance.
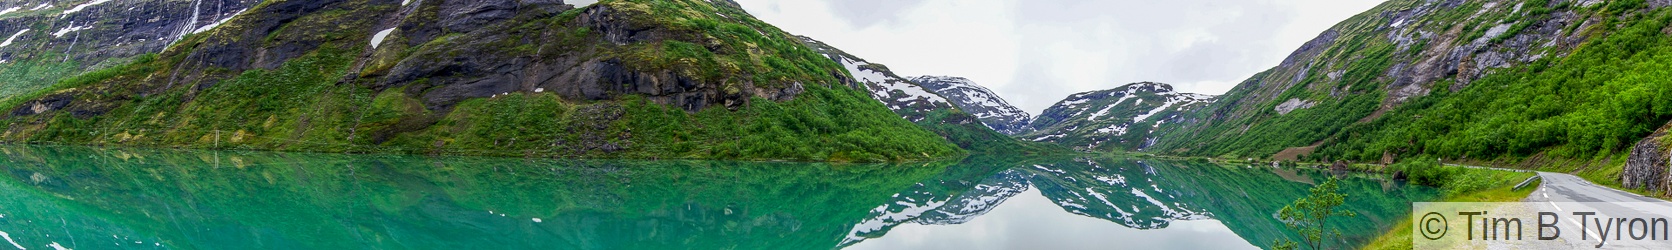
1440;163;1666;203
1526;172;1669;203
1511;172;1672;249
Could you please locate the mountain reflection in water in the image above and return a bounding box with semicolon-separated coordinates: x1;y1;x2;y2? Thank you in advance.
0;145;1435;249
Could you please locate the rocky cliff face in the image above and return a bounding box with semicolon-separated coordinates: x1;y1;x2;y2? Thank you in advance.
1025;82;1214;151
911;76;1033;135
1186;0;1595;129
0;0;260;100
168;0;801;112
1624;121;1671;192
0;0;961;162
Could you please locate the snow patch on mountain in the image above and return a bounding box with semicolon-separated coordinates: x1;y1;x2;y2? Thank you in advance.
193;8;250;34
371;28;397;49
841;58;947;105
1133;94;1207;123
1;29;29;48
1026;82;1216;151
1095;124;1127;136
52;25;91;38
64;0;114;16
800;36;963;122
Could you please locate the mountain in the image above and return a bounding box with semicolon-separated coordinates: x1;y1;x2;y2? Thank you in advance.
0;0;964;162
1;0;260;102
798;36;958;122
911;76;1034;135
800;36;1066;155
1071;0;1672;171
1025;82;1214;151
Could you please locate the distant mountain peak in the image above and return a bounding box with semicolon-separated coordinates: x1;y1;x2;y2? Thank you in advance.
1027;82;1215;151
800;36;958;122
910;76;1034;135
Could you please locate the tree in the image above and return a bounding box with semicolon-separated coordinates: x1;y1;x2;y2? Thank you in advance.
1272;178;1357;250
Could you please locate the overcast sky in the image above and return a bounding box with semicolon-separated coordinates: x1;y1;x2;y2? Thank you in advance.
570;0;1388;115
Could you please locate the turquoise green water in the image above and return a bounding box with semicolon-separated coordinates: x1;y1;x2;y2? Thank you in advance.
0;145;1435;249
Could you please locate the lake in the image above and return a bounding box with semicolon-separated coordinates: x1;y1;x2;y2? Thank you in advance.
0;145;1436;249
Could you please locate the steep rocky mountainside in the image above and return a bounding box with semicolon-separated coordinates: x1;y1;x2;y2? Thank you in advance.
0;0;260;102
1025;82;1213;151
911;76;1033;135
0;0;964;162
801;36;1065;155
1140;0;1672;167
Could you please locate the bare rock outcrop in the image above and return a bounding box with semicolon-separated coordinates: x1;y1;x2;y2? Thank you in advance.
1623;122;1672;191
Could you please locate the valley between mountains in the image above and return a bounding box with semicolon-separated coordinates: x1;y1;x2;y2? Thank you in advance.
4;0;1672;193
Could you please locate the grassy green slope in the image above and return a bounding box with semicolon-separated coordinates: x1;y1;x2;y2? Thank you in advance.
0;0;962;162
0;57;80;104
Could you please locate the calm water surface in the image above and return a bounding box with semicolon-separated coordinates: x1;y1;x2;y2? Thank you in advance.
0;145;1436;249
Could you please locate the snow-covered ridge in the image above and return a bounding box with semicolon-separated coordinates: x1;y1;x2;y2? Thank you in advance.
913;76;1028;117
841;57;950;106
1026;82;1217;151
799;36;962;122
911;75;1034;134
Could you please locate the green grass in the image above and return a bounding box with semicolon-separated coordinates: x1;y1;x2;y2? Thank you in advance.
0;57;81;104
